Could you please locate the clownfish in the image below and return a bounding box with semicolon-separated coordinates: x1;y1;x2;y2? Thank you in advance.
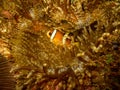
47;29;72;46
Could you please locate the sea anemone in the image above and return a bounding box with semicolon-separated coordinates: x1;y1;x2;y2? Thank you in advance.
0;0;120;90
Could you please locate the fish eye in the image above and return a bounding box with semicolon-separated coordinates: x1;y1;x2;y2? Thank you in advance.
48;32;52;36
47;30;53;38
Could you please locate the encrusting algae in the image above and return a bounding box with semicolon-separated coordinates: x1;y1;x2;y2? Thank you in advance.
0;0;120;90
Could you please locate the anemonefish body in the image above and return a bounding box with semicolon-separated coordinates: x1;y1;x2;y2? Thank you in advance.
47;29;71;46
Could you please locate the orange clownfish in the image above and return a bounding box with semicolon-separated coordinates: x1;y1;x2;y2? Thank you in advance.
47;29;71;46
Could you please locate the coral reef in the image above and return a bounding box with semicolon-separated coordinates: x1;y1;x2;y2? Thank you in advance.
0;0;120;90
0;54;15;90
